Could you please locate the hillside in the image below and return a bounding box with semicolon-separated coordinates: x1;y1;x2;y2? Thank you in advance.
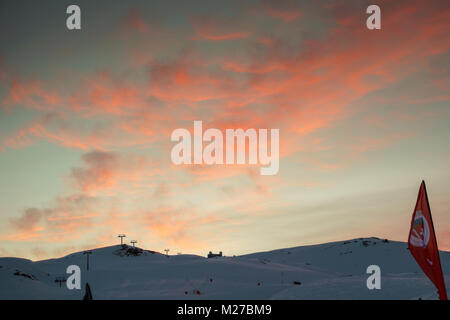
0;237;448;299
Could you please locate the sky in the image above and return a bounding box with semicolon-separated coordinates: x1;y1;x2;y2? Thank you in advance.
0;0;449;260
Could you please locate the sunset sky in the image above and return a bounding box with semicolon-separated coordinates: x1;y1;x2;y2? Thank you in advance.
0;0;449;260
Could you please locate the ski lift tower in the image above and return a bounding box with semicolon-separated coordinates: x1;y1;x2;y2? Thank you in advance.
55;276;66;288
118;234;126;245
83;250;92;271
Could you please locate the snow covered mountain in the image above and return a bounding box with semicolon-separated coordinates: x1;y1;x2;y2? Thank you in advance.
0;237;449;299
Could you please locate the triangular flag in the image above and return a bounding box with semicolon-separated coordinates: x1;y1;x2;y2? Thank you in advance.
408;181;447;300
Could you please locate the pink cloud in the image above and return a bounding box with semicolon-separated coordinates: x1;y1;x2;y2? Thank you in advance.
2;78;62;111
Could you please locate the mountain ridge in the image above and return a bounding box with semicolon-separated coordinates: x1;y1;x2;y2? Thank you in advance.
1;237;448;299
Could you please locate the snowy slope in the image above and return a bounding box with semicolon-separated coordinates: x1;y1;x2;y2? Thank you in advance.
0;237;448;300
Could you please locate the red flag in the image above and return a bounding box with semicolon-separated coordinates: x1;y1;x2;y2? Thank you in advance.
408;181;447;300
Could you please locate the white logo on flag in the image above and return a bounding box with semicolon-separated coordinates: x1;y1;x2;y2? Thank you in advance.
409;210;430;248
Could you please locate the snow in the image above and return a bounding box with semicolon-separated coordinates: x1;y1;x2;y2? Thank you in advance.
0;237;448;299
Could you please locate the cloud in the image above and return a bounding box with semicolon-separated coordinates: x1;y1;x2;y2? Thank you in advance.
120;9;152;33
1;118;107;151
140;207;225;250
71;151;120;193
1;0;449;260
5;194;98;242
1;0;448;159
253;0;302;22
11;208;46;232
119;8;170;38
2;78;62;111
189;14;251;41
72;150;157;195
2;147;156;246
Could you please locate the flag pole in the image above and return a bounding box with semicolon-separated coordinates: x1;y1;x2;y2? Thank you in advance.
422;180;448;300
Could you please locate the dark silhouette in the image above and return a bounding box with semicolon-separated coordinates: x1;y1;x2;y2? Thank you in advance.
83;251;92;271
54;276;66;287
118;234;126;245
207;251;222;258
83;282;93;300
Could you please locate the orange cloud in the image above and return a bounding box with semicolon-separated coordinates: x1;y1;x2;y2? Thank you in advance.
140;207;225;250
71;151;120;192
2;78;62;111
70;150;156;195
1;0;449;261
3;194;98;243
